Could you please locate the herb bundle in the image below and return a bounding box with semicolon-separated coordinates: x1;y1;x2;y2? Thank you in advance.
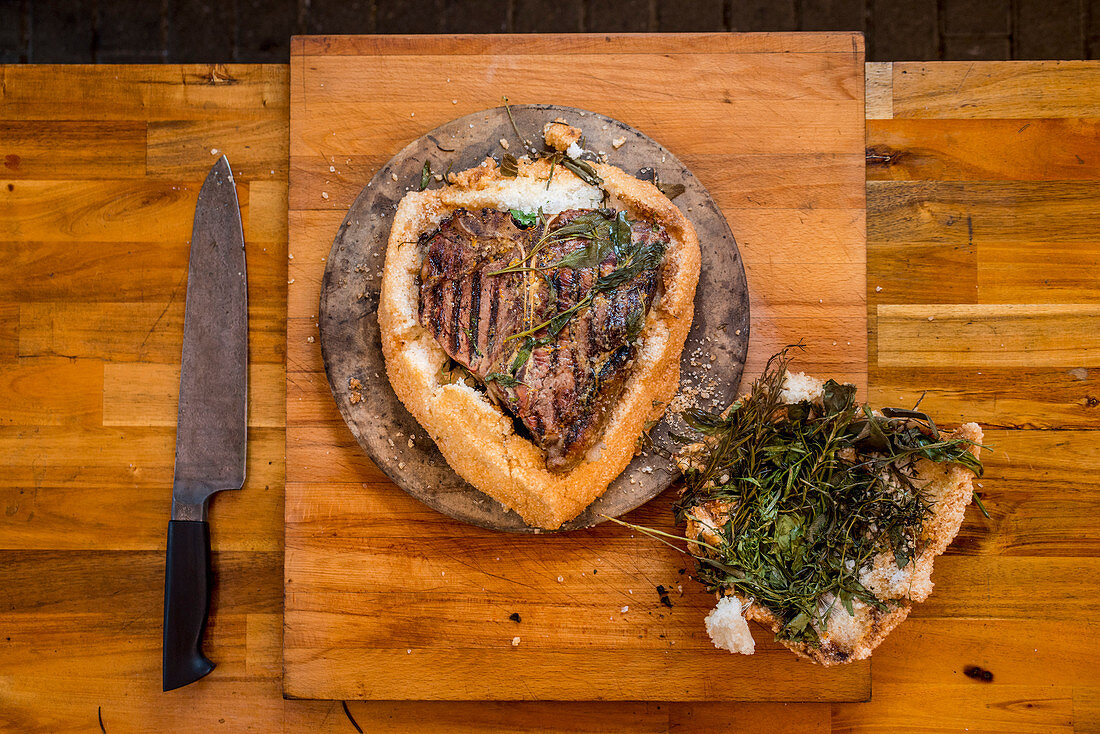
674;347;983;644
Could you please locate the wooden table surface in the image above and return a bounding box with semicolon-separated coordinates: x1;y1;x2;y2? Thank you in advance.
2;52;1100;732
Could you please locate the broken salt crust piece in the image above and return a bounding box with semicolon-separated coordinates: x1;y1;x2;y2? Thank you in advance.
705;596;755;655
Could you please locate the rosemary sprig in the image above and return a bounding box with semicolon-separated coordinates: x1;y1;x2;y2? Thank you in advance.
501;96;534;155
504;213;664;348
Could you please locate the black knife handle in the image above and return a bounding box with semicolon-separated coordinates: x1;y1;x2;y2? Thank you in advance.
163;519;215;691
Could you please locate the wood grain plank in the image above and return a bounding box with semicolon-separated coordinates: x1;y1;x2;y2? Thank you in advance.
18;301;284;364
102;362;285;428
285;424;389;483
877;304;1100;367
1075;689;1100;734
0;64;289;122
978;241;1100;304
831;684;1073;733
0;121;146;179
0;239;286;303
0;303;17;362
0;179;208;242
0;481;283;552
146;118;287;178
866;118;1100;181
912;556;1100;620
289;701;671;733
0;425;283;493
864;62;893;120
669;702;830;734
290;103;863;198
868;181;1100;245
0;358;104;426
292;33;865;57
247;179;290;245
867;242;977;303
868;366;1100;429
0;675;285;733
300;53;863;104
284;648;870;702
892;61;1100;119
870;618;1100;687
1;550;280;615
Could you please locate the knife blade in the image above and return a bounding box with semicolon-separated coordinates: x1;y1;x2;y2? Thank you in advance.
162;155;248;692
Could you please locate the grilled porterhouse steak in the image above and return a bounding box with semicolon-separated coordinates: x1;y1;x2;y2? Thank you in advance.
418;207;669;471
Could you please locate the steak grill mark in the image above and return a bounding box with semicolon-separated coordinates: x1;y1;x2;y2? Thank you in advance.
418;207;668;471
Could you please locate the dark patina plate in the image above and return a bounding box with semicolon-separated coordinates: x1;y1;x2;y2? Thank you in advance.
318;104;749;533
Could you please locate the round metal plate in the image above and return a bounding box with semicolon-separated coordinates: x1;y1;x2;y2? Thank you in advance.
318;104;749;533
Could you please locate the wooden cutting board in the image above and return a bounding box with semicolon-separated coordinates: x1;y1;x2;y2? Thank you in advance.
286;33;868;701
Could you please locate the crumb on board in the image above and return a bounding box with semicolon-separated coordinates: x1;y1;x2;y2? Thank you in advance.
306;336;315;343
543;119;583;152
349;377;362;389
612;136;626;149
349;390;362;404
511;636;521;647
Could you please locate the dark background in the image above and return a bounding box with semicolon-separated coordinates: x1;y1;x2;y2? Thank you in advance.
1;0;1097;63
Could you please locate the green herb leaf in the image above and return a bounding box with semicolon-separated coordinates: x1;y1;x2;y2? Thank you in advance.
972;491;991;518
419;160;431;191
485;372;523;388
561;155;603;187
510;208;539;228
822;380;856;415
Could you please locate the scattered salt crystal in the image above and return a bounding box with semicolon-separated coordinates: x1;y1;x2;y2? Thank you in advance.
211;148;219;155
621;606;629;613
321;191;329;199
875;286;883;292
329;165;336;173
557;576;564;583
306;336;315;343
511;637;521;646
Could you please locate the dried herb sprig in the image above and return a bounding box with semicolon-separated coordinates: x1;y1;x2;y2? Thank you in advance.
503;212;664;372
674;346;985;644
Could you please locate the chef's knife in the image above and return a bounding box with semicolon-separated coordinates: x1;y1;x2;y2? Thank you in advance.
162;155;248;692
